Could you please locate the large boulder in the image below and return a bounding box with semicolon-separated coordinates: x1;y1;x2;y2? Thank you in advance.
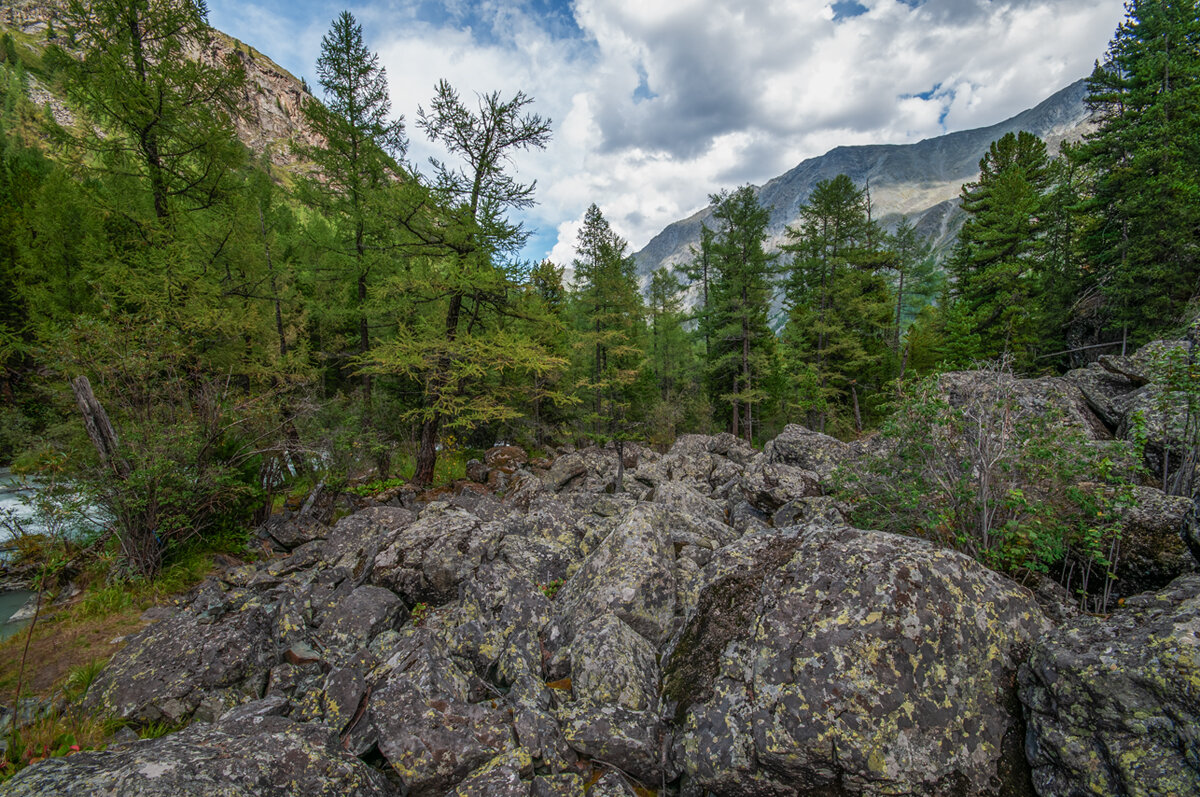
544;505;677;654
1020;573;1200;796
938;370;1111;441
668;523;1050;796
83;583;278;722
4;712;397;796
763;423;851;481
371;503;500;606
1112;485;1196;595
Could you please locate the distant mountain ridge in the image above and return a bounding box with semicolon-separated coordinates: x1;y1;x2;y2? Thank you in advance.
633;78;1094;278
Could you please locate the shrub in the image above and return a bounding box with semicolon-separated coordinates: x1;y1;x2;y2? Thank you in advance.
839;360;1141;609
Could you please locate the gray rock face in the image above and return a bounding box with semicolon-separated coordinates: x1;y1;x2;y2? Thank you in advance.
371;503;498;605
4;713;398;796
1020;574;1200;796
763;423;852;480
545;505;677;653
83;583;278;722
669;523;1050;796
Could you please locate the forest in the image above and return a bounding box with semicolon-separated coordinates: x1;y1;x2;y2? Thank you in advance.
0;0;1197;587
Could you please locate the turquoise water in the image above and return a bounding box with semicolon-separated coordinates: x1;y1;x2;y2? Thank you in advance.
0;589;35;641
0;468;42;542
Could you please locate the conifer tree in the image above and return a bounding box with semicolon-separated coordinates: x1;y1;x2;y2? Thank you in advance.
706;186;776;442
945;131;1053;367
296;11;406;403
52;0;246;223
1072;0;1200;341
782;174;893;433
570;204;647;445
374;80;554;485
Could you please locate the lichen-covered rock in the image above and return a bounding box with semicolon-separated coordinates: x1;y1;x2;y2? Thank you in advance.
371;503;499;605
318;584;406;649
546;453;588;492
558;702;666;785
770;494;848;527
83;585;277;722
1019;573;1200;797
1062;361;1139;429
569;614;659;711
366;627;515;795
1186;496;1200;564
668;523;1050;796
448;560;552;685
938;370;1111;441
544;505;677;653
648;480;726;528
3;713;398;796
736;459;821;513
1113;485;1195;595
261;513;329;550
485;445;529;471
763;423;851;481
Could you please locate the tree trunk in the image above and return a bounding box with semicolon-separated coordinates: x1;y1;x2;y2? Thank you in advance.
851;383;863;434
71;376;128;479
414;292;464;485
415;413;440;486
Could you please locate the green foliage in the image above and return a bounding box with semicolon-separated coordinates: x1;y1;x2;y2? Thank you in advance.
704;186;776;442
943;131;1055;369
839;362;1142;608
781;174;895;434
409;602;429;626
538;578;564;600
1072;0;1200;342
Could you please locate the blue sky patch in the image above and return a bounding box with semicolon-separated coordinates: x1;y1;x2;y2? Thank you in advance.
831;1;869;21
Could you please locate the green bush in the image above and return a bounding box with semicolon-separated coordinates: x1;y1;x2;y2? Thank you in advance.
838;362;1141;608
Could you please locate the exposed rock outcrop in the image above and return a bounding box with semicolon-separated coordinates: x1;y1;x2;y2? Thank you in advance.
1020;574;1200;796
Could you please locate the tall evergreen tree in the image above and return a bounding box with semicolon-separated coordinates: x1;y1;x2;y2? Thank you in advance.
1072;0;1200;341
782;174;893;433
570;204;647;444
945;131;1053;367
707;186;776;442
296;11;406;403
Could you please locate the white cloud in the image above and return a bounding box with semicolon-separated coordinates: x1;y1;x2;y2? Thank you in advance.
210;0;1127;266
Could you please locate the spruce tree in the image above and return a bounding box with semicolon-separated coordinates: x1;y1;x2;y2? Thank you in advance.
945;131;1053;367
1072;0;1200;341
707;186;776;442
782;174;893;433
570;204;647;445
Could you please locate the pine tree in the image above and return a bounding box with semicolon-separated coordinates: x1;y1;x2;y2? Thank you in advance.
707;186;776;442
1072;0;1200;341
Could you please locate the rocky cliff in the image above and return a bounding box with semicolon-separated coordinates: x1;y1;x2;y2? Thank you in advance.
634;79;1094;279
2;0;320;168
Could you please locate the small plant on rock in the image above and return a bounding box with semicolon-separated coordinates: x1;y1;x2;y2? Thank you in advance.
539;579;564;600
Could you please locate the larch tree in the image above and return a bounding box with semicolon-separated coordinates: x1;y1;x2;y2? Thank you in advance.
374;80;555;485
295;10;406;404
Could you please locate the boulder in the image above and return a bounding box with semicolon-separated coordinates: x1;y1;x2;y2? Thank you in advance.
668;523;1050;796
371;503;499;606
1062;362;1139;430
736;460;821;513
544;505;677;654
1020;574;1200;796
545;453;587;492
318;584;406;649
1113;485;1196;595
260;513;329;551
3;713;397;796
83;585;277;722
763;423;851;481
1186;496;1200;564
367;628;516;795
485;445;528;471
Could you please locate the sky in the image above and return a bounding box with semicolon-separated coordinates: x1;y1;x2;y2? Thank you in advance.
206;0;1127;267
